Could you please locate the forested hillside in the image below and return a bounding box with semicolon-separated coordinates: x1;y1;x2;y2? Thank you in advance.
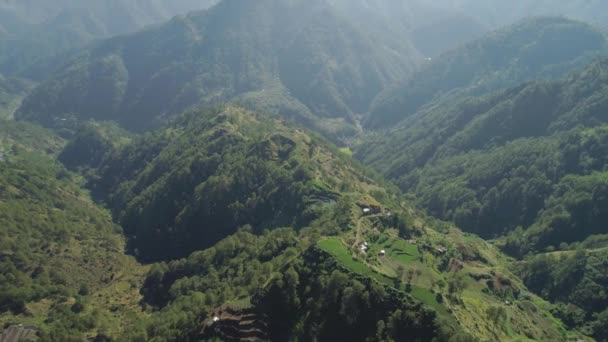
46;105;574;341
356;58;608;340
16;0;421;141
0;0;218;79
3;0;608;340
0;121;146;340
367;17;607;127
72;106;394;261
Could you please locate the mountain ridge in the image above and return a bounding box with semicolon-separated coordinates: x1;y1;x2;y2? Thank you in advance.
366;16;608;128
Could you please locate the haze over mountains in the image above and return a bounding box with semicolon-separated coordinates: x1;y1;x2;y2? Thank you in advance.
0;0;218;78
3;0;608;340
16;0;422;139
366;17;608;127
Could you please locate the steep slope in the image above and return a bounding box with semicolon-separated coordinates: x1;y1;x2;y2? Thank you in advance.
358;59;608;238
356;59;608;339
55;105;578;341
78;105;393;262
16;0;421;141
367;17;608;127
0;0;218;79
0;121;146;340
516;243;608;340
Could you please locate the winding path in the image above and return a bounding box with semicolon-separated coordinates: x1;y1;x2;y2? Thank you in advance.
353;213;384;249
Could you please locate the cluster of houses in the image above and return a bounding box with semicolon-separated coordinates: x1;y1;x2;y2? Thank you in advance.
361;206;393;217
358;241;386;256
358;239;448;257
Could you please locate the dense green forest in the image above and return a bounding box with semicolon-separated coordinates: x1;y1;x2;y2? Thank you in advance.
358;59;608;245
3;0;608;340
0;107;583;340
68;106;395;261
51;106;577;341
517;245;608;340
0;121;146;340
367;17;608;127
356;58;608;339
15;0;421;141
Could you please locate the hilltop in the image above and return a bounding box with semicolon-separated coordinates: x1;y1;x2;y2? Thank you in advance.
70;106;396;261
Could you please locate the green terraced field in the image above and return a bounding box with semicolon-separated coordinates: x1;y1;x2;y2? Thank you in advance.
318;238;393;285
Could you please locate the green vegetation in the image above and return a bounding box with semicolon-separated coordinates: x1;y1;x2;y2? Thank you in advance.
0;127;145;339
257;249;443;341
517;247;608;340
318;238;393;284
0;119;65;156
6;4;608;339
358;59;608;248
16;0;420;141
357;55;608;340
315;218;570;341
35;101;571;341
366;17;607;128
76;106;392;261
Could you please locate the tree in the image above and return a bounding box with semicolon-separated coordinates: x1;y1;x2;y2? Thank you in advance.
448;273;467;299
436;279;446;292
592;308;608;341
407;268;416;285
396;265;405;288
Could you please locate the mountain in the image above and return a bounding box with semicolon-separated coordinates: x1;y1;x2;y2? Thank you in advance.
16;0;422;141
0;120;145;340
0;0;218;26
0;0;218;79
426;0;608;29
328;0;489;58
358;58;608;240
54;106;575;341
367;17;608;128
73;105;397;261
355;59;608;339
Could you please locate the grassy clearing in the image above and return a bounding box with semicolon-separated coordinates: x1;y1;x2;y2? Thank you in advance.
385;238;419;264
411;287;449;316
338;147;353;157
318;238;392;285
